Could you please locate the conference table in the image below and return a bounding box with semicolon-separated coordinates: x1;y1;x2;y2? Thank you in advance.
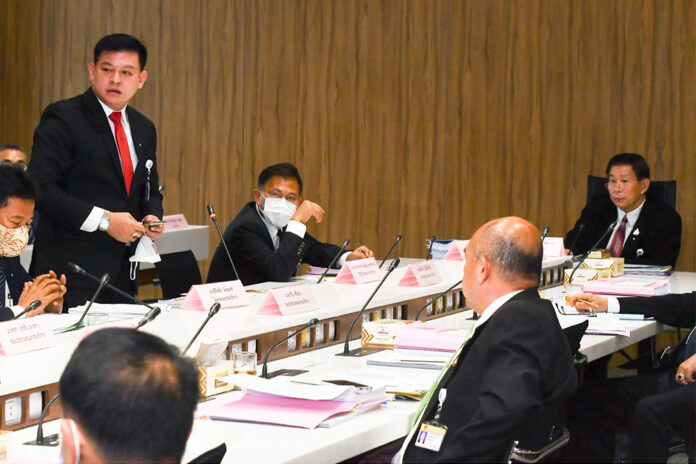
3;262;694;463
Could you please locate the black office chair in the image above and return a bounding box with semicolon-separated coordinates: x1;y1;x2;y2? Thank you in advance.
507;426;570;463
154;250;203;299
586;174;677;208
187;442;227;464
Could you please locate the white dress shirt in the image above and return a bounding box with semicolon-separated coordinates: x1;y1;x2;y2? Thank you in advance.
605;199;645;249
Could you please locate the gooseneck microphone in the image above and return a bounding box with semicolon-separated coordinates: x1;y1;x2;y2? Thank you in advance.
71;273;110;331
541;226;550;243
414;281;461;320
566;223;586;257
426;235;436;260
13;300;42;319
24;393;61;447
566;220;617;286
68;263;159;310
379;234;402;269
262;318;320;378
183;302;221;355
135;306;161;329
317;239;349;284
338;258;400;357
206;204;241;281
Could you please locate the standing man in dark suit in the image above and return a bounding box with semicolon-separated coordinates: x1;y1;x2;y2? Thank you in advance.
29;34;164;309
208;163;373;285
566;153;681;266
394;217;577;463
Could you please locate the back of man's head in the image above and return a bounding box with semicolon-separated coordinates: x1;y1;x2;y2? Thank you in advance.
59;328;199;462
605;153;650;180
0;164;38;207
94;33;148;70
472;217;542;285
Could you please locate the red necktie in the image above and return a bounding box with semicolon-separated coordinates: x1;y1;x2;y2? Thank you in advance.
609;216;628;257
109;111;134;194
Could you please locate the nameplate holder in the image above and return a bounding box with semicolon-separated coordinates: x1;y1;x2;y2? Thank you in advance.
258;284;319;315
335;257;381;284
398;261;443;287
162;213;189;231
443;240;469;261
0;318;55;356
182;281;250;311
542;237;566;258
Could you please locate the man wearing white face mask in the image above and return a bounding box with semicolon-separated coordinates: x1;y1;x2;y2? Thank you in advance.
208;162;374;285
0;165;66;321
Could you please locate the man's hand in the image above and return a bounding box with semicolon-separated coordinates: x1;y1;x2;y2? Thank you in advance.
18;273;66;316
347;245;374;261
676;354;696;385
142;214;164;240
291;200;325;224
107;212;149;243
565;293;608;312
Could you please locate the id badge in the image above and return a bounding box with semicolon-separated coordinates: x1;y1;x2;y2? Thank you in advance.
414;420;448;452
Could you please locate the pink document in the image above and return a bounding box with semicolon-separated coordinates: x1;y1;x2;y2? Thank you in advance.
393;321;470;352
198;393;359;429
582;277;670;296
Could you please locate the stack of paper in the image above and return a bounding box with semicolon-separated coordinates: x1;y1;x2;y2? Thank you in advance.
393;321;471;353
623;264;673;277
583;277;670;296
585;314;631;337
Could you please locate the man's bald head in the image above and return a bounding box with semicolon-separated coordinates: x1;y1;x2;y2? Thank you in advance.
470;217;542;285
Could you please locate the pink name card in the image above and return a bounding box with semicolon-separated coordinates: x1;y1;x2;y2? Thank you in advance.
259;284;319;315
181;281;250;311
444;240;469;261
162;214;189;231
542;237;566;258
0;318;55;356
335;257;381;284
398;261;443;287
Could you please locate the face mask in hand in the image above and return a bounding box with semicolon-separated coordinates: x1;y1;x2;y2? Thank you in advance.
0;223;29;257
129;235;161;280
261;194;297;228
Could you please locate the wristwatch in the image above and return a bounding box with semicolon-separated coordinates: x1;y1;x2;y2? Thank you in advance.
98;210;111;232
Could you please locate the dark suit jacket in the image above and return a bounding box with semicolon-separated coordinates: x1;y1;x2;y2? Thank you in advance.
207;202;343;285
619;292;695;329
0;257;30;321
565;194;681;267
403;288;578;463
28;88;163;306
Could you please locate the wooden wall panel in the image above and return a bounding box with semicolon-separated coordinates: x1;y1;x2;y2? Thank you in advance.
1;0;694;272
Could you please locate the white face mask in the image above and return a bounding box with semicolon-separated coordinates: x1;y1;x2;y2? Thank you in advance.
0;223;29;257
260;193;297;228
59;418;81;464
129;235;161;280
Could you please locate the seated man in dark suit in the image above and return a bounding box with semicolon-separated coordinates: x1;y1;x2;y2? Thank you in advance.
208;162;373;285
0;165;66;321
394;217;577;463
565;153;681;266
59;328;199;463
565;292;695;463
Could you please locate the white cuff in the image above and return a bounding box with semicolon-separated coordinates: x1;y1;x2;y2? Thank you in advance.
81;207;106;232
336;252;350;268
10;304;25;318
285;220;306;238
607;297;620;313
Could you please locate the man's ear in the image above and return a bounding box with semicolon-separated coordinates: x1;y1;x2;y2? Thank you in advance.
60;419;78;463
253;189;262;207
639;178;650;195
477;256;491;284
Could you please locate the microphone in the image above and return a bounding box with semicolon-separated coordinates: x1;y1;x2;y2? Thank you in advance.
262;318;320;378
71;273;110;331
413;281;461;320
24;393;61;447
13;300;42;319
566;220;617;286
183;302;221;355
379;234;402;269
135;306;161;329
566;223;586;256
541;226;550;243
337;258;400;357
68;263;158;310
426;235;436;260
317;239;349;284
206;204;241;281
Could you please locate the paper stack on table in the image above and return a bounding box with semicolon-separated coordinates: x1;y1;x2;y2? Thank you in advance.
583;277;670;296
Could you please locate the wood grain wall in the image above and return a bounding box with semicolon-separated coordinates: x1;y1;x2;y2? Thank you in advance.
1;0;694;273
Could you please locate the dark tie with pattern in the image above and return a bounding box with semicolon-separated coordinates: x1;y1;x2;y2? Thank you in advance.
609;216;628;257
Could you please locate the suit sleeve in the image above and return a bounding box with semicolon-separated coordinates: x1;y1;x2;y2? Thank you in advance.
619;292;695;328
30;105;94;230
648;207;681;267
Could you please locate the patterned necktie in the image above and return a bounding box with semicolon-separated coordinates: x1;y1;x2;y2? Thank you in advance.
609;216;628;257
109;111;134;194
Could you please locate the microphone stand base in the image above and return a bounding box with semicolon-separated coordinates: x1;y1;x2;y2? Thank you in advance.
265;368;308;379
335;347;383;357
24;433;60;447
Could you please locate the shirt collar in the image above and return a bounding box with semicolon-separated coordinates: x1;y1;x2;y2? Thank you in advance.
95;96;129;124
255;203;280;241
474;289;524;330
616;197;646;231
